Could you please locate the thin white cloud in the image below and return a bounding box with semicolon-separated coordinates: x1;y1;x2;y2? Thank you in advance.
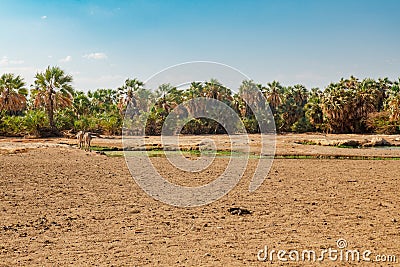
0;57;8;65
41;15;47;19
59;56;72;63
10;60;24;65
385;59;399;65
83;52;107;60
74;74;123;88
0;56;25;66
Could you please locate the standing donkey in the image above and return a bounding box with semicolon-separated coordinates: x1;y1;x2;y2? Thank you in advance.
76;130;85;149
77;130;97;152
82;132;93;152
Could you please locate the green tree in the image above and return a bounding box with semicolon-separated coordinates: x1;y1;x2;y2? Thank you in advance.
203;79;233;104
265;80;283;115
278;85;309;131
117;78;147;115
321;82;350;133
73;91;91;118
32;66;74;131
0;73;28;114
386;79;400;121
304;88;323;130
155;83;176;113
88;88;118;114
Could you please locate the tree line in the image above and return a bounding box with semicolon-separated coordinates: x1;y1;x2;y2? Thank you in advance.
0;66;399;137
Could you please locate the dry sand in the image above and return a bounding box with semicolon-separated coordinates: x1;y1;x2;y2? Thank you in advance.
1;134;400;266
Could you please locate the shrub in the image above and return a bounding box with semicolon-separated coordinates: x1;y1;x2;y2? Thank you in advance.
291;117;313;133
55;109;75;131
241;117;260;133
98;114;122;135
0;114;24;136
0;110;49;136
73;115;99;132
23;109;49;136
366;112;399;134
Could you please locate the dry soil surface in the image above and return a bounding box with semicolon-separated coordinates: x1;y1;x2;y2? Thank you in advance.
1;134;400;266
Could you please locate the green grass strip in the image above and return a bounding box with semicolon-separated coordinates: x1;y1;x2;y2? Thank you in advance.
103;150;400;160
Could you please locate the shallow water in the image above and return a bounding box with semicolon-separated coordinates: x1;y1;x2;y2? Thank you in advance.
103;150;400;160
372;146;400;150
105;150;264;159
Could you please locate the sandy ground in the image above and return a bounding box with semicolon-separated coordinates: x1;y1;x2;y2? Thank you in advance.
1;134;400;266
1;133;400;157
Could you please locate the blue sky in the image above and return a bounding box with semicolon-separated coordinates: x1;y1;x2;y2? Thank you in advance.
0;0;399;91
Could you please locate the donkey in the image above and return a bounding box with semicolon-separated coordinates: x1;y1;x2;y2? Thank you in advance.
82;132;93;152
76;130;85;148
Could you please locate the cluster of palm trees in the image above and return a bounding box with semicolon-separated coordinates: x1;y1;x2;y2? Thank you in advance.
0;66;399;136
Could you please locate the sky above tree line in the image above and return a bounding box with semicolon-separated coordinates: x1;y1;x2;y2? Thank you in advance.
0;0;399;92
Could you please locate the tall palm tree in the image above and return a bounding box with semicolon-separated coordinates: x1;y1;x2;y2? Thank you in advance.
117;79;143;105
304;88;323;129
292;84;308;106
32;66;74;130
387;80;400;121
355;78;378;120
387;95;400;121
265;80;283;115
186;82;203;99
321;77;378;133
238;80;265;118
376;77;392;111
117;78;152;115
278;86;309;131
0;73;27;113
183;82;203;115
321;83;350;133
73;91;91;118
155;83;185;113
203;79;233;103
155;83;173;111
342;75;359;90
89;88;118;114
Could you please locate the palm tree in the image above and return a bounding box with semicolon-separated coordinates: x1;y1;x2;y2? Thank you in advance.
321;82;350;133
277;86;309;131
342;75;359;90
0;73;27;114
89;88;118;114
355;78;378;121
387;95;400;121
198;79;231;133
155;83;173;112
292;84;308;106
304;88;323;129
387;80;400;121
32;66;74;130
320;77;378;133
186;82;203;99
117;78;144;114
377;77;392;111
73;91;91;118
265;80;283;115
237;80;265;118
183;82;203;116
203;79;233;103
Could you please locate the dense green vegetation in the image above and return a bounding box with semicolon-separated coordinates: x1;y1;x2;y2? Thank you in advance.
0;66;399;137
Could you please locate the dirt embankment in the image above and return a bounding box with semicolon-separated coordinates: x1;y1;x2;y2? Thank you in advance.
1;133;400;157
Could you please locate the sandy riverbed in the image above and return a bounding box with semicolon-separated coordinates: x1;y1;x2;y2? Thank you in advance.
1;134;399;266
